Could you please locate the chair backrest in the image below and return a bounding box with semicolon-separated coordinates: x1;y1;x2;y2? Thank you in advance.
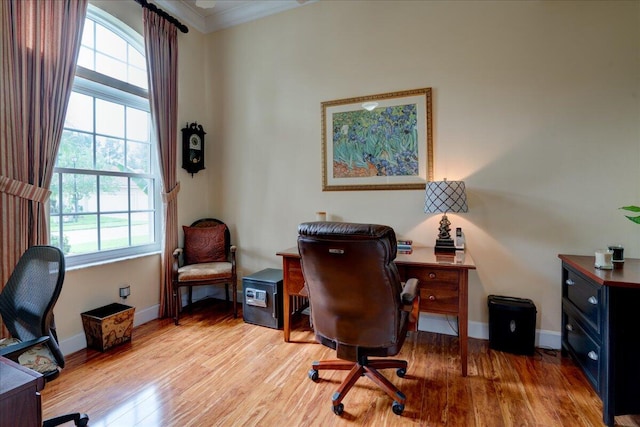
0;245;65;366
297;222;404;353
191;218;231;255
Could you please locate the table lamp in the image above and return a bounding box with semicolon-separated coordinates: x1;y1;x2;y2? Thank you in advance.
424;179;468;253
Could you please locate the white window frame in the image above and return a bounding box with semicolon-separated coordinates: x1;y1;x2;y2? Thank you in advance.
51;5;162;268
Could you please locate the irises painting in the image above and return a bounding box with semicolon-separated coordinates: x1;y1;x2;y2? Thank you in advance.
322;88;433;191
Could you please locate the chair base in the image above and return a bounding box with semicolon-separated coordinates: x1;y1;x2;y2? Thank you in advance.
43;412;89;427
309;357;407;415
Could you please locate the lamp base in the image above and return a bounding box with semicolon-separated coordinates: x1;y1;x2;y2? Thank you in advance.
434;238;457;253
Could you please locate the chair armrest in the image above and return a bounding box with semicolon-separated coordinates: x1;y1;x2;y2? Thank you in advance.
229;245;237;275
172;248;183;280
401;278;419;305
0;336;50;360
401;278;420;332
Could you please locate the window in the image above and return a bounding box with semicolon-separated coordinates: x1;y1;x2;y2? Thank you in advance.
50;6;161;267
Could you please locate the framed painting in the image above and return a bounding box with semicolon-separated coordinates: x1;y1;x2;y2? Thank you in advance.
321;88;433;191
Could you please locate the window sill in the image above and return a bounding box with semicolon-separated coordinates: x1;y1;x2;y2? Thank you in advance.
66;250;162;271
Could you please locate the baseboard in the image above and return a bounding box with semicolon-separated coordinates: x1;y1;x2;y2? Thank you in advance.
418;312;561;350
61;302;561;356
59;304;160;356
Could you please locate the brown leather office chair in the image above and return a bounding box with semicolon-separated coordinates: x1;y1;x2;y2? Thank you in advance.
297;222;419;416
173;218;237;325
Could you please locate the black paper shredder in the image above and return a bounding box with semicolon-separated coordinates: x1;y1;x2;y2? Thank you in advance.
488;295;536;355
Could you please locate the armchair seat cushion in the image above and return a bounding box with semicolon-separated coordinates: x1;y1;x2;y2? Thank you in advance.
0;338;58;375
177;262;233;282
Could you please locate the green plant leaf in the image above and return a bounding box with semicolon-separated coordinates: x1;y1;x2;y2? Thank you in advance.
626;215;640;224
620;205;640;212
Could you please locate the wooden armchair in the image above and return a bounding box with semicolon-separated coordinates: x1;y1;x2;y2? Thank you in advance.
172;218;237;325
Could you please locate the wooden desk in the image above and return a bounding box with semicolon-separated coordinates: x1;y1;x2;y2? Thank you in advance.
276;247;476;376
0;356;44;427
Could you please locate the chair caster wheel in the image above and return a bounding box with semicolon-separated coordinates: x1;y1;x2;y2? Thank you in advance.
396;368;406;378
308;369;319;382
333;403;344;415
392;401;404;415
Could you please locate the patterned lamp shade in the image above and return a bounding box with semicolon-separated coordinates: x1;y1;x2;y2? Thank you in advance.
424;180;468;214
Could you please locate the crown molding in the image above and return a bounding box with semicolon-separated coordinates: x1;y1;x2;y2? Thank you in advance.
154;0;316;34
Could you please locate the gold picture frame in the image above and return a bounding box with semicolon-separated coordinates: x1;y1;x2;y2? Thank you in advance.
321;88;433;191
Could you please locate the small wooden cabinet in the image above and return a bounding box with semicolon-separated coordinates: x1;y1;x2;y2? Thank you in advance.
559;254;640;427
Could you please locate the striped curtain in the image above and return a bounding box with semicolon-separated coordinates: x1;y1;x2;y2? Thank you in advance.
0;0;87;335
142;9;180;319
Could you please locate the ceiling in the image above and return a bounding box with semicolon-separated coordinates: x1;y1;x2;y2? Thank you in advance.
153;0;315;34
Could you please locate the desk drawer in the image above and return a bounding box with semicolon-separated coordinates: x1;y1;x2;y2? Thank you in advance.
564;269;601;332
406;267;459;285
564;311;601;393
419;282;458;313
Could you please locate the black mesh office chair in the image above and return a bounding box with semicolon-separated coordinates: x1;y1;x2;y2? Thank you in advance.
298;222;419;416
0;245;88;427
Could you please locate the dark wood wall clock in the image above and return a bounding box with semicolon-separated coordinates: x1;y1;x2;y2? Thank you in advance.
181;122;206;176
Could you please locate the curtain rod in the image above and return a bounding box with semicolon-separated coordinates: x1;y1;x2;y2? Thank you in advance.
134;0;189;33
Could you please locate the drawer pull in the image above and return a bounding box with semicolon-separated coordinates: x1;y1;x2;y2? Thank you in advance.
428;272;436;279
428;295;436;301
588;351;598;361
566;279;575;286
565;324;573;331
587;296;598;305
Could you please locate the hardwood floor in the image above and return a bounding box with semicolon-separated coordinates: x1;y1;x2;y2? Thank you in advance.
41;299;639;427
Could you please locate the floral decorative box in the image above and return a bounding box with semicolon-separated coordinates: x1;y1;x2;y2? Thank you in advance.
81;303;135;352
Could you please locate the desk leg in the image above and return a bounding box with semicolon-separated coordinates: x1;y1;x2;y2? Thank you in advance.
459;271;469;377
283;293;291;342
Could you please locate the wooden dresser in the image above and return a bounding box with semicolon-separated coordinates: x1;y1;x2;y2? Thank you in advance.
559;254;640;426
0;357;44;427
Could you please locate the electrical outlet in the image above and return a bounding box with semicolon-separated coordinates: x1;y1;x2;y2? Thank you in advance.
119;285;131;299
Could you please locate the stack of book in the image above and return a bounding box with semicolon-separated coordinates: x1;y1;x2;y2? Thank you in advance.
397;239;413;254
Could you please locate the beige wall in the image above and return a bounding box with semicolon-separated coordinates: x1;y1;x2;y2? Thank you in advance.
208;0;640;337
54;0;639;351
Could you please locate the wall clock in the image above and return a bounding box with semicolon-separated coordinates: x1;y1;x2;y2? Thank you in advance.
181;122;206;176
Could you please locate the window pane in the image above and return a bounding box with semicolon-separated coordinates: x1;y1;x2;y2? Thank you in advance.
57;131;93;169
96;52;127;82
132;212;154;245
100;213;130;250
96;23;126;61
65;92;94;132
96;136;124;172
126;107;149;142
64;214;98;255
129;47;145;69
50;173;60;214
131;178;153;210
96;99;124;138
128;66;147;89
61;174;97;214
50;216;69;254
127;142;151;174
81;20;94;50
77;46;95;70
100;176;128;213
